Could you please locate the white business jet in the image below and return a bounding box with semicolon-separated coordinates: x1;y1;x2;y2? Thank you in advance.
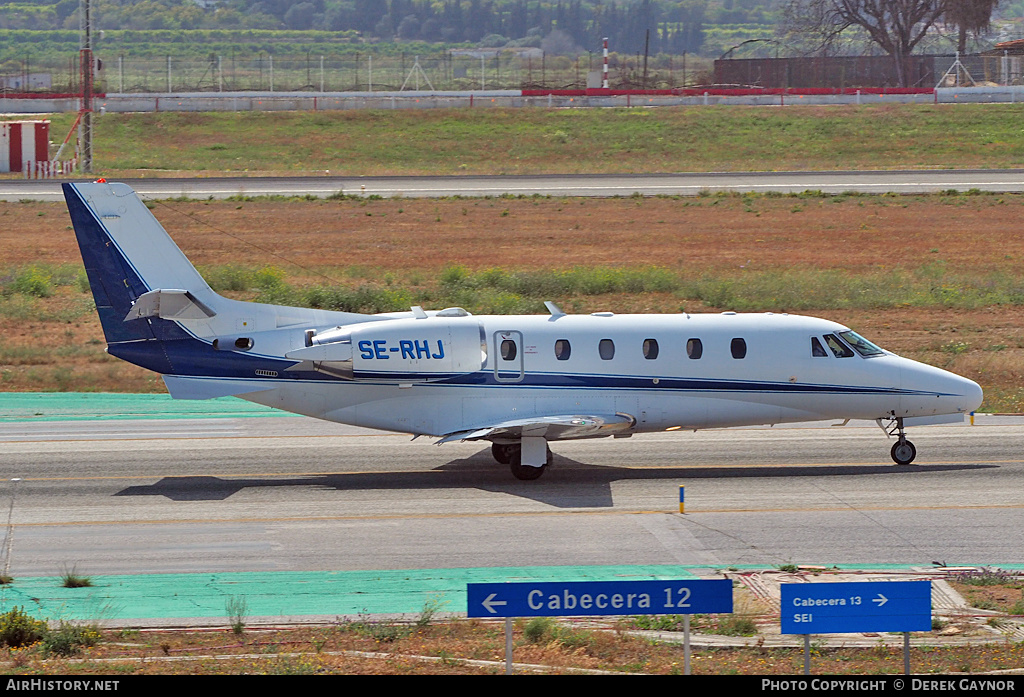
64;182;983;480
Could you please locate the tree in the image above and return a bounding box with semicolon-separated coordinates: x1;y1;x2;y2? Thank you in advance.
782;0;947;87
541;29;580;55
945;0;999;54
396;13;420;39
283;2;316;30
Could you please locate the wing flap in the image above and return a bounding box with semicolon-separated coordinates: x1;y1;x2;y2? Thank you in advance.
436;412;635;444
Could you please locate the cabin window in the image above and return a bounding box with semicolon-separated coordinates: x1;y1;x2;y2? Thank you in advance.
823;333;854;358
811;337;828;357
643;338;659;360
554;339;572;361
599;339;615;360
731;338;747;359
686;338;703;359
500;339;517;361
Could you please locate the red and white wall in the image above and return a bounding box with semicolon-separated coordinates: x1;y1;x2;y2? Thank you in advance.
0;121;49;173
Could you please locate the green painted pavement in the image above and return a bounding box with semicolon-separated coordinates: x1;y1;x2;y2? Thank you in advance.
0;393;286;422
0;565;707;623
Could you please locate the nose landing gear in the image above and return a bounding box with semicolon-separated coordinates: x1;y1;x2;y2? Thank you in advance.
880;416;917;465
891;438;917;465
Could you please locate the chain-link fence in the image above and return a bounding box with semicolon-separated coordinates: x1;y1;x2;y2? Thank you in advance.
2;50;710;94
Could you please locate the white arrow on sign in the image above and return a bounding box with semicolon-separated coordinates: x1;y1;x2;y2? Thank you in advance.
482;593;507;614
873;594;888;607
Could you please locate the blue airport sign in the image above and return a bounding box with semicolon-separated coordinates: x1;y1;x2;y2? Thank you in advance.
467;579;733;618
781;580;932;634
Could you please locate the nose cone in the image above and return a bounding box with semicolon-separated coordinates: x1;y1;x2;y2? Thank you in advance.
961;376;984;413
900;358;983;416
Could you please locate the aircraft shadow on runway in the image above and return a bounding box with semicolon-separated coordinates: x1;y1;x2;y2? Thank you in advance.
113;448;996;509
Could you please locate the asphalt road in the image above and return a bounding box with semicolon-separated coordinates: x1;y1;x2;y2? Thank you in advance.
1;415;1021;576
5;169;1024;201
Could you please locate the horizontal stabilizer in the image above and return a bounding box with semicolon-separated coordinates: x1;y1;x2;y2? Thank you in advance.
124;289;216;322
436;412;635;444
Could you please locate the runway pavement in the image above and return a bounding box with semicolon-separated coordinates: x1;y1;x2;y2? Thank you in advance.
5;169;1024;201
2;413;1021;577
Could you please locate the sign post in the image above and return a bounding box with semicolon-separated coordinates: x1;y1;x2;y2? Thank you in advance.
781;580;931;674
469;578;732;674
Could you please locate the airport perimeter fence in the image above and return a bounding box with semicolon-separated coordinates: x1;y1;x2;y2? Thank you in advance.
4;51;707;96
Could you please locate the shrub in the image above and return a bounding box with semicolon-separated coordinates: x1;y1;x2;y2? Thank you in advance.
714;615;758;636
523;617;554;643
9;266;53;298
226;595;248;635
60;565;92;588
0;607;47;648
344;617;408;643
41;622;101;657
952;568;1022;587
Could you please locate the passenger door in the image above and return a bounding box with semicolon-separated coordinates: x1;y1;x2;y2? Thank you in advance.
493;330;524;383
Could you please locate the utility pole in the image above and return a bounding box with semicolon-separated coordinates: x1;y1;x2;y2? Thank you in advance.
643;29;650;89
79;0;93;173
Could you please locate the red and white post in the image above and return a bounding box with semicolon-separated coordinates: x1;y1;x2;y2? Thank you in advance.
602;37;609;89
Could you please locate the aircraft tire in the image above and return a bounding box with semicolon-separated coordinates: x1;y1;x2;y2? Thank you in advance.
891;440;917;465
492;443;516;465
509;450;546;481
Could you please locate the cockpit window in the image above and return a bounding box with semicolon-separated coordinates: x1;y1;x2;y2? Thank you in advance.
838;330;885;357
811;337;827;357
823;334;854;358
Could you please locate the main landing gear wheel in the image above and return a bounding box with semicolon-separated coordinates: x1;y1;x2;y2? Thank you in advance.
492;443;515;465
891;439;917;465
508;446;553;481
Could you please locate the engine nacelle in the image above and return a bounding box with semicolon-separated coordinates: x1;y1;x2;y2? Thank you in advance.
286;316;486;381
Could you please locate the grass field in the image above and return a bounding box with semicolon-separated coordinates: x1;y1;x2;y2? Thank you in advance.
16;103;1024;178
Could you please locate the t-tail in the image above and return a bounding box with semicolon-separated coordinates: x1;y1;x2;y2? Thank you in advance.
64;181;216;373
63;181;376;396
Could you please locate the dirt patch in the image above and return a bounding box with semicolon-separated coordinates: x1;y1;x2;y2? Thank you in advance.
4;194;1024;273
951;581;1024;614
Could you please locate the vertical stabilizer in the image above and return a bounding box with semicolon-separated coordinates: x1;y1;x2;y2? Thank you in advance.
63;182;212;345
65;181;381;384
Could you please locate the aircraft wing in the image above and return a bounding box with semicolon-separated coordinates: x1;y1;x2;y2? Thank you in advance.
436;413;635;444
